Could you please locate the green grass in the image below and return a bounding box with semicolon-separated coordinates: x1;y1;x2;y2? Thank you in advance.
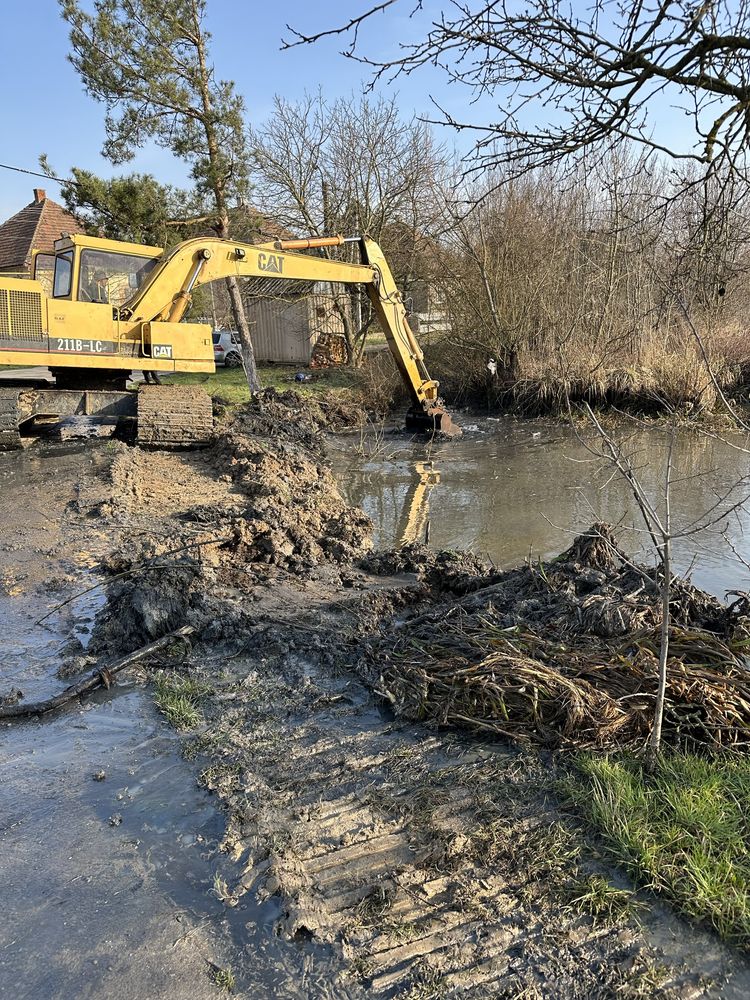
566;873;641;924
163;363;363;407
209;964;235;993
563;753;750;945
153;674;212;730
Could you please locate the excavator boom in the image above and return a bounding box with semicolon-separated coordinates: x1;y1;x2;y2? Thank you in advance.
123;233;455;430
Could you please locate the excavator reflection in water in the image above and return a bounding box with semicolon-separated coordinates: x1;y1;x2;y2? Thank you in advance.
396;460;441;547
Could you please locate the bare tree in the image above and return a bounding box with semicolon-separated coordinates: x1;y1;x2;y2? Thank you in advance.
249;92;445;363
287;1;750;182
572;399;750;764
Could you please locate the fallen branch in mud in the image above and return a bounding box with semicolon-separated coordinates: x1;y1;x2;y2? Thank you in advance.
0;626;195;720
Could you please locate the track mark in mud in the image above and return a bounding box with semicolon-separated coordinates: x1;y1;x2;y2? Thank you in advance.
194;652;697;999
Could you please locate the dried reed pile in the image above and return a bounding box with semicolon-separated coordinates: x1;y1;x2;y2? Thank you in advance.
360;526;750;751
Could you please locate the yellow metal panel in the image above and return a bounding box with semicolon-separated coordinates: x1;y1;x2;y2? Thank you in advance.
47;300;119;343
143;321;214;364
174;359;216;373
0;275;44;294
0;349;127;371
55;234;164;257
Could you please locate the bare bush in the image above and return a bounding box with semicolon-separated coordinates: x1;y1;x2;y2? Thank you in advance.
424;154;750;411
249;92;445;365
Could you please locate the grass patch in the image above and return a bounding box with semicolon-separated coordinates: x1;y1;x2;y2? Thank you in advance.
163;363;363;408
208;964;235;992
153;674;212;730
563;752;750;945
566;873;640;924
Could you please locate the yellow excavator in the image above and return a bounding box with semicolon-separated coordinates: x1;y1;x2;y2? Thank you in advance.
0;232;456;448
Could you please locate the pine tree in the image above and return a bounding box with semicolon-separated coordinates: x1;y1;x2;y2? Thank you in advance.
61;0;261;390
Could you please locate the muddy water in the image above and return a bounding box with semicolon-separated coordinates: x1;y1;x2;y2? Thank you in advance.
0;445;360;1000
330;417;750;598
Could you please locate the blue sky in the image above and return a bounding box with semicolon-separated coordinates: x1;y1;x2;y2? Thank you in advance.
0;1;458;219
0;1;702;221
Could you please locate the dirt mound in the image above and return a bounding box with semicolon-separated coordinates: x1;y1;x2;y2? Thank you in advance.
357;523;750;751
211;420;372;581
94;392;373;651
361;542;490;591
223;387;362;456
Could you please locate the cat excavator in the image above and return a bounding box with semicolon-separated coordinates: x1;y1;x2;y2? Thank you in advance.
0;232;457;448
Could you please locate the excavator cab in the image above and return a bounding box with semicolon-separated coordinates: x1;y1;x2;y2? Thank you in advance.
32;236;162;308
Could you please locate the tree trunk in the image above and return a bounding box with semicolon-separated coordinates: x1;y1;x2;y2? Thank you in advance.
225;275;261;392
647;432;674;770
647;538;671;770
214;214;261;393
332;292;356;365
193;17;261;395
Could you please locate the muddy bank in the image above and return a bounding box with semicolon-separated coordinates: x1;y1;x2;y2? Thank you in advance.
60;390;750;997
0;435;366;1000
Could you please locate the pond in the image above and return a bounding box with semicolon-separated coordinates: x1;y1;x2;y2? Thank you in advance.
329;416;750;599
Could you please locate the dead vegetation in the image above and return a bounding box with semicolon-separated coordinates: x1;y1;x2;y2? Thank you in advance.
358;525;750;752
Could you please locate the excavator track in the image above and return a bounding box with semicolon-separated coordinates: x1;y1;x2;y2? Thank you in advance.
0;389;29;450
136;385;214;448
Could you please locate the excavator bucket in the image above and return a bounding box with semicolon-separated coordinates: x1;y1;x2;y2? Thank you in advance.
405;405;462;438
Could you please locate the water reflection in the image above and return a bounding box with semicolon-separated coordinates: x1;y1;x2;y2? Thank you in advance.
330;419;750;598
396;460;440;546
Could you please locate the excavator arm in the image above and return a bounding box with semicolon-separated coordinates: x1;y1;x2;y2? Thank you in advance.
123;234;456;433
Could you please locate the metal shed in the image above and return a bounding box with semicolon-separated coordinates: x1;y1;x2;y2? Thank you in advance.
245;284;348;364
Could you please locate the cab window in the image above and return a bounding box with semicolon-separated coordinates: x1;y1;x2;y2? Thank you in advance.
52;252;73;298
33;253;56;297
78;249;158;308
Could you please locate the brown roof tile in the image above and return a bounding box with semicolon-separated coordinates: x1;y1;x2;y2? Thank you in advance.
0;191;83;272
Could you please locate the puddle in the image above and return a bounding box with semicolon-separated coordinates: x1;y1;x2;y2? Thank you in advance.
0;684;361;998
330;417;750;598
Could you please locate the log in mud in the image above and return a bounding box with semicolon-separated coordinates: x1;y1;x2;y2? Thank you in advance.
0;626;194;719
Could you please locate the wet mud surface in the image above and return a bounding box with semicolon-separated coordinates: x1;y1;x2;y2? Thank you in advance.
0;434;364;999
3;394;750;998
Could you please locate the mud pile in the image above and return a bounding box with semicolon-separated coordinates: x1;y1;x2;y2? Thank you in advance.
222;386;362;455
211;415;372;578
92;390;372;651
356;524;750;751
361;542;489;593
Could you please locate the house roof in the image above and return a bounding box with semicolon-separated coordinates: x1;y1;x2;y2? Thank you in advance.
0;189;83;272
